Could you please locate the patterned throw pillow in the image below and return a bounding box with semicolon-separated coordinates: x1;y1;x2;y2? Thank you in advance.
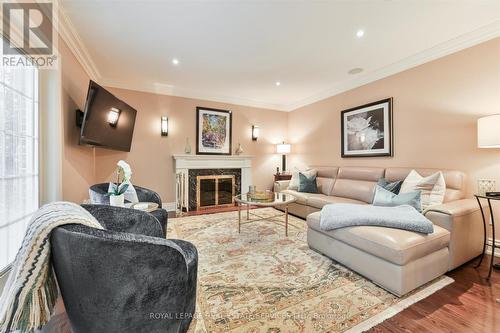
288;168;317;190
377;178;403;194
298;172;318;193
400;170;446;211
372;185;422;212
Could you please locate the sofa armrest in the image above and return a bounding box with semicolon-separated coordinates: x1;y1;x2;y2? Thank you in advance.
424;199;483;270
274;180;290;192
424;199;479;217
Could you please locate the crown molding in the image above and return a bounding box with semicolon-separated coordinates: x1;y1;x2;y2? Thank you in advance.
53;5;500;113
101;78;289;111
284;20;500;112
56;2;100;80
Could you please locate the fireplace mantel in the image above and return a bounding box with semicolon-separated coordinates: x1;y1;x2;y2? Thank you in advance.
172;154;253;212
172;154;253;169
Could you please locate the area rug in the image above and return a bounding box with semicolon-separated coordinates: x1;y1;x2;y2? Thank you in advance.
168;208;453;333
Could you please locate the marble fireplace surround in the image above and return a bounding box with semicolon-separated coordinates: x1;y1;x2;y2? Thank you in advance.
188;168;242;210
172;155;253;212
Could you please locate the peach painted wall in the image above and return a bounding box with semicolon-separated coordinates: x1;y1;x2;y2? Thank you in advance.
288;37;500;236
59;37;95;203
93;88;288;203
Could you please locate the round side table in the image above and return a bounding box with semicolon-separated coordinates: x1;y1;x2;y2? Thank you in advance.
474;194;500;280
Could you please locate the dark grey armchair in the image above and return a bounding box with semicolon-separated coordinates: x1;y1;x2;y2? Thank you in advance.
51;205;198;333
89;183;167;235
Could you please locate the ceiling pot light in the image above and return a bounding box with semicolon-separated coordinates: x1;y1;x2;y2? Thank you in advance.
275;81;281;86
348;68;363;75
172;58;179;65
356;30;365;38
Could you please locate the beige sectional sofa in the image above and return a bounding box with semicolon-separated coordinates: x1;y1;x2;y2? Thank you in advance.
274;166;483;296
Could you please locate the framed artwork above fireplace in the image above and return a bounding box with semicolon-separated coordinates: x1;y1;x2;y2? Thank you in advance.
196;107;232;155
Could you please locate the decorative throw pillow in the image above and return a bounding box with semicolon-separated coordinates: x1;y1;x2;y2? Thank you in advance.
377;178;403;194
372;185;422;211
298;172;318;193
400;170;446;210
288;168;316;190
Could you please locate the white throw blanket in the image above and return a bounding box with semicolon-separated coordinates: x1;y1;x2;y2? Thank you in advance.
320;204;434;234
0;202;103;333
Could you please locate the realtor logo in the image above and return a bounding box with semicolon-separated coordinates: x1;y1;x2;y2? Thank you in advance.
1;0;58;68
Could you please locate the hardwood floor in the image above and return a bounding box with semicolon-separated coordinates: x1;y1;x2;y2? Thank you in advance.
36;207;499;333
369;256;500;333
49;219;498;332
168;210;499;332
169;204;257;217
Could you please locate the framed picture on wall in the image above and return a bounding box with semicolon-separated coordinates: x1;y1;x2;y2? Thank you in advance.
341;98;393;157
196;107;232;155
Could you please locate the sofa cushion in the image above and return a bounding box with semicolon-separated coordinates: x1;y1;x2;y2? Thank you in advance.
312;166;339;179
385;167;465;203
377;178;403;194
331;167;385;203
281;189;324;205
298;173;319;193
331;179;377;203
372;185;422;211
400;170;446;210
307;212;450;265
288;168;316;190
308;196;366;209
316;177;335;195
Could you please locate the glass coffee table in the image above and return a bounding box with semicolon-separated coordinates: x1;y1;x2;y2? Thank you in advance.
234;192;296;236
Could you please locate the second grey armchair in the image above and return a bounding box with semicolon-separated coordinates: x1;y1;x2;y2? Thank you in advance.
89;183;168;235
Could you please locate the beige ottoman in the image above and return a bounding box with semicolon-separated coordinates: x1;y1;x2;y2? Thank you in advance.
306;211;450;296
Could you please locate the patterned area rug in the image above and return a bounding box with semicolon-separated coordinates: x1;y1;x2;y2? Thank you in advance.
168;208;453;333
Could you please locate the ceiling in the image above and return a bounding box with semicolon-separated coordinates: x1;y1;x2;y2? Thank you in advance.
60;0;500;111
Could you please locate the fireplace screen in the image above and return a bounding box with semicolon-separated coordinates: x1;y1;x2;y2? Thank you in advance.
196;175;235;209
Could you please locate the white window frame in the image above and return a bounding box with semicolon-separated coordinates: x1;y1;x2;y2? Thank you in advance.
0;64;40;274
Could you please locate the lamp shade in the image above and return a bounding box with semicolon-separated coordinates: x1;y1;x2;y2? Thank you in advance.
478;115;500;148
276;142;291;154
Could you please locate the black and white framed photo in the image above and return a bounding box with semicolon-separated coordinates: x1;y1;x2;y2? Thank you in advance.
341;98;393;157
196;107;232;155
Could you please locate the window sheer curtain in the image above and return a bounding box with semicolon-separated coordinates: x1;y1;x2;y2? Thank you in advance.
0;65;39;272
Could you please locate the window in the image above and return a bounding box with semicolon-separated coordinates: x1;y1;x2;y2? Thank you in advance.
0;64;39;272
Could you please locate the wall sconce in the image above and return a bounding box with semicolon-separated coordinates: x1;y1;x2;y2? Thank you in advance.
161;116;168;136
252;125;260;141
107;107;121;127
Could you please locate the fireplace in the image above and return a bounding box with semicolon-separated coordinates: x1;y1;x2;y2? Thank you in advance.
173;155;252;213
196;175;235;209
188;168;241;211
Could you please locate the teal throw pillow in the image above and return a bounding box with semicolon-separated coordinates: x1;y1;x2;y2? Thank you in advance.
298;172;318;193
377;177;403;194
372;185;422;212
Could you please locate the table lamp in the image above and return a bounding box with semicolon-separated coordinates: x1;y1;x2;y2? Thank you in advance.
478;115;500;196
276;142;291;174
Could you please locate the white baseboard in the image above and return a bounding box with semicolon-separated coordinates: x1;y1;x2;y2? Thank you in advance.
162;202;176;212
485;238;500;257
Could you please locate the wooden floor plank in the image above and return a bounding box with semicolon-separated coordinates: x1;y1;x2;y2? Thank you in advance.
367;256;500;333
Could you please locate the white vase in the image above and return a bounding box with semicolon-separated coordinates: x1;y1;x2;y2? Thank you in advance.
109;194;125;207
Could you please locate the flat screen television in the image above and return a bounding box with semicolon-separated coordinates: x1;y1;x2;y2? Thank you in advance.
79;80;137;152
